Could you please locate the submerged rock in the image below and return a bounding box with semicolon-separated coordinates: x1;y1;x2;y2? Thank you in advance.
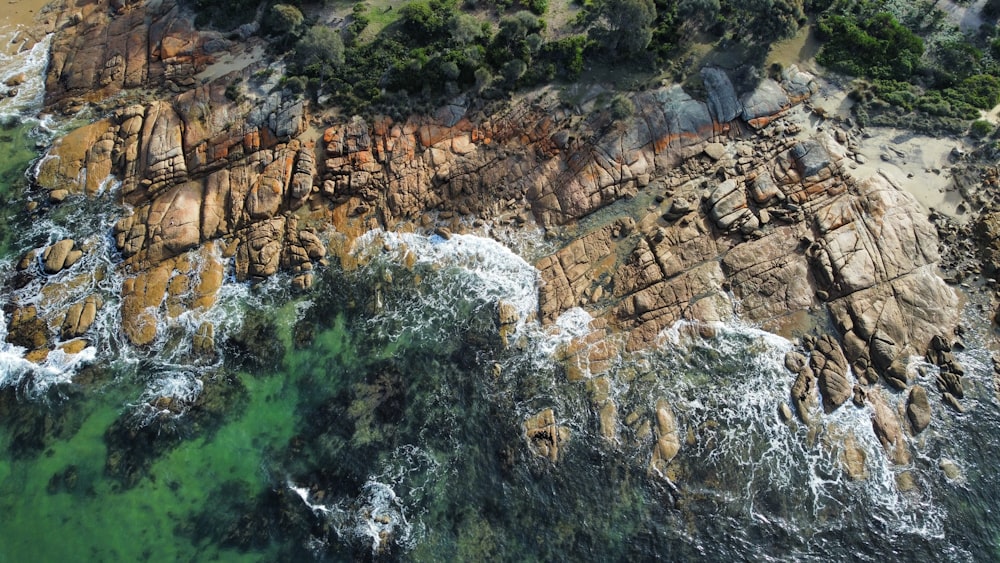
906;385;931;434
524;408;570;463
649;399;681;478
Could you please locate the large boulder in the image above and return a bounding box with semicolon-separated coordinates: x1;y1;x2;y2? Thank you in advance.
701;67;741;124
42;239;79;274
649;399;681;477
811;335;852;413
906;385;931;434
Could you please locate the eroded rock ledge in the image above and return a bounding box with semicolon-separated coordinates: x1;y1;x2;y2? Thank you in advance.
6;0;962;480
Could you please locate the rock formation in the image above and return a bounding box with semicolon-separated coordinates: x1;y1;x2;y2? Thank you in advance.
5;0;964;479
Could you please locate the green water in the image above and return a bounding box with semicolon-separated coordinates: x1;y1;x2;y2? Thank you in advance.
0;118;42;259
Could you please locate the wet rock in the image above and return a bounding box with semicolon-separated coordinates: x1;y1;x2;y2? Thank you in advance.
785;351;808;373
58;339;89;355
649;399;681;477
291;273;313;291
5;73;26;87
811;335;851;413
61;295;101;339
524;408;570;463
840;433;868;480
42;239;77;274
790;366;817;424
852;384;867;407
937;370;964;399
939;458;962;482
298;230;326;260
6;305;49;350
497;300;519;349
885;359;909;390
870;392;910;465
587;377;618;442
192;321;215;357
942;392;964;413
906;385;931;434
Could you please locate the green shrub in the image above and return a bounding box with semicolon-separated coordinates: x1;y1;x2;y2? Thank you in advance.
501;59;528;84
609;95;634;120
284;76;307;93
188;0;262;30
525;0;548;15
970;119;994;138
266;4;305;38
295;25;346;82
816;12;923;81
949;74;1000;110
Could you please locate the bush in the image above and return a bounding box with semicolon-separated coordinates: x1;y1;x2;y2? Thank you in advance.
501;59;528;84
542;35;588;78
266;4;305;38
949;74;1000;110
284;76;307;93
609;95;634;120
970;119;994;138
816;12;923;81
525;0;548;15
188;0;262;30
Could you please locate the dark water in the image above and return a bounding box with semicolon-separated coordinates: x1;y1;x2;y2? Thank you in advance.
0;36;999;563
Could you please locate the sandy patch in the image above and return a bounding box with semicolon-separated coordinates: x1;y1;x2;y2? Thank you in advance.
1;0;55;31
850;128;968;219
787;77;972;221
194;43;267;83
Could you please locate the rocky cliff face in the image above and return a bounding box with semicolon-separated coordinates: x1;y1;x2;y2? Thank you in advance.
7;0;964;476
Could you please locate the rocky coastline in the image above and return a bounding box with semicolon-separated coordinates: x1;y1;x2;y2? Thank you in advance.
4;0;995;490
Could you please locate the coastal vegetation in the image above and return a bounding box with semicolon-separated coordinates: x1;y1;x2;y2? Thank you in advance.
181;0;1000;134
815;0;1000;133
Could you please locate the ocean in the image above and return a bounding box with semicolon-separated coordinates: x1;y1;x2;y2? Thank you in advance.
0;27;998;563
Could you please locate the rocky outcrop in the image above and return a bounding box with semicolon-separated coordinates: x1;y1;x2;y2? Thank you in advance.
810;335;852;413
42;239;82;274
870;391;910;465
45;0;222;108
15;5;961;482
61;295;101;339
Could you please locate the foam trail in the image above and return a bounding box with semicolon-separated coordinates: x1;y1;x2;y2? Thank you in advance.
0;33;51;118
287;445;438;556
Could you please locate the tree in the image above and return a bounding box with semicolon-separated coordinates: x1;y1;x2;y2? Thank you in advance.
295;25;345;84
678;0;719;28
267;4;304;38
399;0;458;44
589;0;657;58
723;0;804;45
